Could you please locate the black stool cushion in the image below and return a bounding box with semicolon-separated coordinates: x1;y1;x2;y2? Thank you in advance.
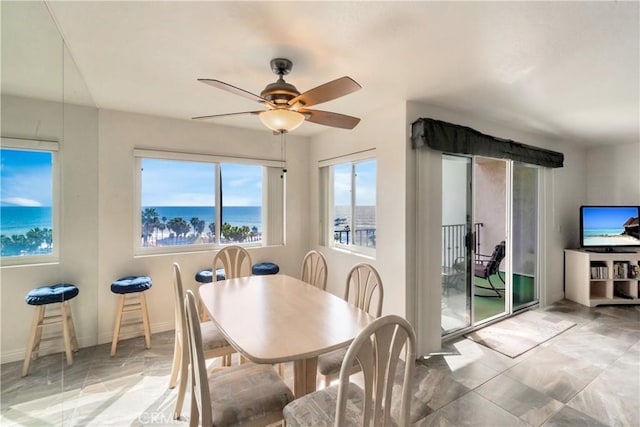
111;276;152;294
25;284;79;306
252;262;280;275
195;268;226;283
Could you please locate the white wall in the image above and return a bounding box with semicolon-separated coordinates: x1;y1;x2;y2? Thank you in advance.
1;96;99;361
586;142;640;204
308;103;409;320
1;102;310;362
96;109;310;344
442;158;467;225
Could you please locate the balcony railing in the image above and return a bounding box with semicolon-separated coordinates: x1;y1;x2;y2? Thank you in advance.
334;228;376;248
442;223;483;268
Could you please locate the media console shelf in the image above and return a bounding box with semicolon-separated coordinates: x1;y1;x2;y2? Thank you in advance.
565;249;640;307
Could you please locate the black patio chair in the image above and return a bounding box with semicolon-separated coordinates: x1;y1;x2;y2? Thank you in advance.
473;240;506;297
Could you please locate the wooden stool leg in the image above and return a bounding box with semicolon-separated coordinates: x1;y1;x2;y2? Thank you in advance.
22;305;45;377
65;301;79;352
61;302;74;366
139;291;151;349
111;294;126;356
32;305;46;359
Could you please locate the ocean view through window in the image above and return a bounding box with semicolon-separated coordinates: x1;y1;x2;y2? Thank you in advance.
1;144;57;260
138;156;265;251
331;158;376;251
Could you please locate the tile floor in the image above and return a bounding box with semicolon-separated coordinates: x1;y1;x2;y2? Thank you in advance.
1;300;638;426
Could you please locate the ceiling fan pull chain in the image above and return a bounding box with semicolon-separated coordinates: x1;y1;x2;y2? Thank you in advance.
280;131;287;178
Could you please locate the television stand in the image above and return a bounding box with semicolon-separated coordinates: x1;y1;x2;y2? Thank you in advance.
565;249;640;307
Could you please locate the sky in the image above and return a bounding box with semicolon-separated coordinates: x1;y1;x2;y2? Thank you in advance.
0;149;53;206
141;159;263;206
333;160;376;206
583;206;638;229
1;149;377;208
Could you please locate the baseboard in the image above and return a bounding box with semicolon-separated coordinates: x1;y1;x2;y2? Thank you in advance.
1;321;175;364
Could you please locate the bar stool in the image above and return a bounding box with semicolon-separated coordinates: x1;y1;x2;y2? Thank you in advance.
110;276;152;356
252;262;280;275
194;268;226;284
22;283;79;377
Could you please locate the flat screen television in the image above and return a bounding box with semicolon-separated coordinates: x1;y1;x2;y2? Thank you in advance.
580;205;640;252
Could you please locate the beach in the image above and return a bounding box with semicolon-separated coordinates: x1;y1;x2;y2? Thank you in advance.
583;234;640;246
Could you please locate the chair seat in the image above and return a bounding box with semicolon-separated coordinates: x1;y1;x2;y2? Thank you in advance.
283;384;372;427
25;284;79;305
200;321;231;352
110;276;152;294
251;262;279;275
208;362;294;426
317;347;352;376
194;268;226;284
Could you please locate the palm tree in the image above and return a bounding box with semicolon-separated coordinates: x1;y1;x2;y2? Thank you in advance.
167;217;190;243
190;217;205;237
208;222;215;242
141;208;159;246
161;216;168;239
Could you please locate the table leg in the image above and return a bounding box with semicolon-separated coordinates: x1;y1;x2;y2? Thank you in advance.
293;357;318;398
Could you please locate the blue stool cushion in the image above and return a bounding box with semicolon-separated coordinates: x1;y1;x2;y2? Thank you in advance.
111;276;152;294
195;268;226;283
25;284;79;306
252;262;280;275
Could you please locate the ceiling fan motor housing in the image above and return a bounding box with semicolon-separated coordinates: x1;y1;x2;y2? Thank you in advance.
261;58;300;105
261;80;300;105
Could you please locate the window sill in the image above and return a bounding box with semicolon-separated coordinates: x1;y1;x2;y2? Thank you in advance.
330;244;376;260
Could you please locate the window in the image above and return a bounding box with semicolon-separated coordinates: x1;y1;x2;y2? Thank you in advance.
1;139;59;263
321;152;376;253
135;150;282;254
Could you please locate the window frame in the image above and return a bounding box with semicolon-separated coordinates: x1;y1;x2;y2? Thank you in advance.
133;149;283;256
320;149;377;257
1;138;60;266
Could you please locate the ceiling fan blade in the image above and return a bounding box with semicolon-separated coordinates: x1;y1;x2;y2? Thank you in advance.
300;109;361;130
192;111;262;120
289;77;361;109
198;79;276;107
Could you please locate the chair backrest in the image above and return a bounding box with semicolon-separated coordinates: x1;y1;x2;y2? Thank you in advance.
172;262;187;348
213;245;252;280
344;263;384;317
485;241;506;275
184;289;213;426
336;315;416;427
300;250;328;290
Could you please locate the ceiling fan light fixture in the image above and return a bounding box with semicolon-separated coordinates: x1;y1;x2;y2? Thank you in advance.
259;109;305;133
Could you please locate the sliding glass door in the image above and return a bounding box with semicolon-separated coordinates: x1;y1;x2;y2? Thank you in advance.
441;156;539;337
472;157;508;323
441;155;472;334
512;162;539;310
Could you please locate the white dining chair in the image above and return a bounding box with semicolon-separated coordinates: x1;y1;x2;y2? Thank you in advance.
300;249;328;290
168;262;236;420
317;263;384;387
212;245;252;280
184;289;294;426
283;314;416;426
198;245;253;322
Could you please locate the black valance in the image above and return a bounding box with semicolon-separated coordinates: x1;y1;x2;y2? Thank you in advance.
411;118;564;168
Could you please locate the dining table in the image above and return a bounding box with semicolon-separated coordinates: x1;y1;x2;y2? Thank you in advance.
198;273;374;398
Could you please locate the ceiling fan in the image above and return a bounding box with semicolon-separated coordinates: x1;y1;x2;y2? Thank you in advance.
193;58;361;133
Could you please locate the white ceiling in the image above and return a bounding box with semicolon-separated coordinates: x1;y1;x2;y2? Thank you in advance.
13;1;640;146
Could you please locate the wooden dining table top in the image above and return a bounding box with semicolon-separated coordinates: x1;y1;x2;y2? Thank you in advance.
198;274;374;364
